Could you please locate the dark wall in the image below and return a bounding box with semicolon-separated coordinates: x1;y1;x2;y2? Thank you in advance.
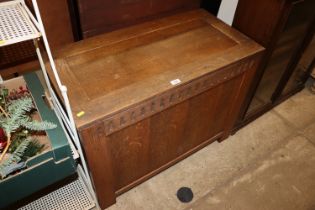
201;0;222;16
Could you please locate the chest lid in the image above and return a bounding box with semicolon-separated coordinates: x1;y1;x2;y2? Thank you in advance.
48;9;263;129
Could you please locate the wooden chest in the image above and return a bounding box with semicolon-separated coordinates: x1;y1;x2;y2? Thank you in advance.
49;10;264;209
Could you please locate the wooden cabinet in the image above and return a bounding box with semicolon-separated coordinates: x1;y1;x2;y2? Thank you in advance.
48;10;263;209
72;0;201;39
280;33;315;98
69;0;224;39
233;0;315;128
32;0;74;50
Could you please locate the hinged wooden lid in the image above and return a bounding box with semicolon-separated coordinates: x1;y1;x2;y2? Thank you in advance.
47;9;264;130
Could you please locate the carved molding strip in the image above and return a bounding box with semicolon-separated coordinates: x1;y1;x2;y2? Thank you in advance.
103;59;255;135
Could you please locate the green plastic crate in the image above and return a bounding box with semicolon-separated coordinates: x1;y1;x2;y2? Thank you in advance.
0;73;76;208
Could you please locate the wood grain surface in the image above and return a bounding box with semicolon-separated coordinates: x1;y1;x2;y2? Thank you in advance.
49;9;263;129
47;9;264;209
75;0;201;38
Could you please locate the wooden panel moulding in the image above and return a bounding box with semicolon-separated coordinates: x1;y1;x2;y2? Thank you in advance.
103;59;255;135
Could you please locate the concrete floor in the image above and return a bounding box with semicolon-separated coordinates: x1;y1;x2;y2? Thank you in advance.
107;85;315;210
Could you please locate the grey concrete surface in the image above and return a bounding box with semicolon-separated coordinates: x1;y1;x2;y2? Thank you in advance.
185;135;315;210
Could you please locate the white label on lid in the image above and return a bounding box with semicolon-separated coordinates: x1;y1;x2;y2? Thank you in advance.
170;79;181;86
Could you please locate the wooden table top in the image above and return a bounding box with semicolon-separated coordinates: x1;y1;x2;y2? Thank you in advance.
47;9;264;130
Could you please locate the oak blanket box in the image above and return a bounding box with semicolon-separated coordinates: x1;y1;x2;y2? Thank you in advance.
47;9;264;209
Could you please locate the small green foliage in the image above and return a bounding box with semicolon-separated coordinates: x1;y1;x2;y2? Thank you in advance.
0;94;57;179
0;138;32;178
0;88;8;105
23;120;57;131
0;97;34;135
7;134;45;163
0;97;56;136
8;131;28;153
22;140;45;161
